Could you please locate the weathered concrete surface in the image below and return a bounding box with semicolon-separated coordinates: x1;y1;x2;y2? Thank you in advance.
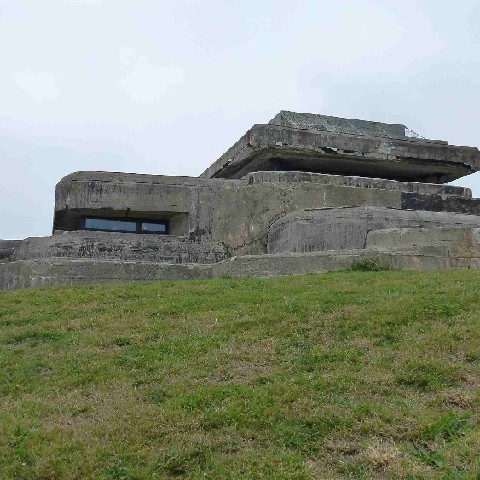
200;123;480;182
269;111;411;139
246;171;472;198
4;111;480;291
0;259;211;290
0;240;21;262
268;207;480;254
54;171;243;235
400;192;480;215
54;170;480;257
367;227;480;257
212;250;480;278
3;246;479;291
211;182;401;255
0;231;228;264
4;227;480;290
55;171;404;255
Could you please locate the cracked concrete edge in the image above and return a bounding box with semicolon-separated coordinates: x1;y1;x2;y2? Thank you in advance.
2;248;480;290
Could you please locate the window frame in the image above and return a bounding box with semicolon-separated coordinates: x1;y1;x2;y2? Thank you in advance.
82;216;169;235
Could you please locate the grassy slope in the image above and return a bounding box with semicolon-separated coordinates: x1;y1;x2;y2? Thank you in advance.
0;271;479;479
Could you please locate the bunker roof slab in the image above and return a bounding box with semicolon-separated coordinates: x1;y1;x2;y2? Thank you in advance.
201;112;480;183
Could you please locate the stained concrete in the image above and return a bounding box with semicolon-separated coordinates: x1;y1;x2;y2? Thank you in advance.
212;249;480;279
49;170;480;258
54;170;407;255
3;166;480;291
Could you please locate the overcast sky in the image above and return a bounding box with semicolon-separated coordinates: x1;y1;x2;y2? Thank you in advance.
1;0;479;239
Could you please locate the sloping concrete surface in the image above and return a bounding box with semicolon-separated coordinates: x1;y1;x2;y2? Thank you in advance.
268;207;480;254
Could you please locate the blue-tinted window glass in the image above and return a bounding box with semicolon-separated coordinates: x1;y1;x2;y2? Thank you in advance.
141;222;167;233
84;218;137;232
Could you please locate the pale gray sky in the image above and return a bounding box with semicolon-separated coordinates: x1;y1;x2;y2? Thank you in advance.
1;0;479;239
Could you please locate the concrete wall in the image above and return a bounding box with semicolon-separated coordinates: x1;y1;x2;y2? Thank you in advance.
212;182;401;255
53;172;243;238
245;171;471;198
213;250;480;279
53;171;480;256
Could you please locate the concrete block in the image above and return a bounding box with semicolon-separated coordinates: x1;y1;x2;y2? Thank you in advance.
268;207;480;254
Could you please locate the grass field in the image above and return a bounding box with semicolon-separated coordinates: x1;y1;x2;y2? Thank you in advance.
0;270;479;479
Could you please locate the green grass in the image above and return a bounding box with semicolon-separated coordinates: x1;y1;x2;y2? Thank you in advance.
0;270;479;479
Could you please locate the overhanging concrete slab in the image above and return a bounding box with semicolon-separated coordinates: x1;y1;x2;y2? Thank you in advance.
201;123;480;183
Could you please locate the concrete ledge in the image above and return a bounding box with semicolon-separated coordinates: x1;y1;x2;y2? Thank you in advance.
58;171;243;187
0;259;212;290
2;248;480;290
246;171;471;198
212;250;480;278
0;231;228;264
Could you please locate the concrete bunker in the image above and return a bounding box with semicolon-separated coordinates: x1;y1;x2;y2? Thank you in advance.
2;110;480;289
